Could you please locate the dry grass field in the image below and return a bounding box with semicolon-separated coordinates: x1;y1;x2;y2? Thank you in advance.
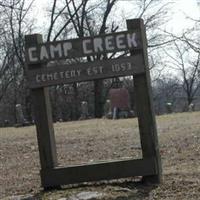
0;112;200;199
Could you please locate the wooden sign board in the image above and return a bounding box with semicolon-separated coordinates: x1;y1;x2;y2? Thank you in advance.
27;56;145;88
25;31;142;64
25;18;162;189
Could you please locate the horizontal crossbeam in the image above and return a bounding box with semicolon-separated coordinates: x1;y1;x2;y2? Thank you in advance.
41;158;157;187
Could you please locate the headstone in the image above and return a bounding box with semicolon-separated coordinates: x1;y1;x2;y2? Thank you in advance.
165;102;172;114
80;101;89;120
4;119;9;127
58;118;63;122
109;88;130;110
119;110;129;118
104;99;112;118
109;87;130;119
129;110;135;117
15;104;25;125
112;107;119;119
188;103;195;112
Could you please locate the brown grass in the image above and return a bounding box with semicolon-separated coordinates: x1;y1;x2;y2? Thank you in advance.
0;112;200;199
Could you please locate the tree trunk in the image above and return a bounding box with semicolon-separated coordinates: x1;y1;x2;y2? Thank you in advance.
94;80;104;118
72;83;79;120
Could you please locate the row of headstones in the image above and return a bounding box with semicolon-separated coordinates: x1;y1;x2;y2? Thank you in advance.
165;102;195;113
4;88;131;126
79;99;135;120
80;88;135;120
80;96;196;119
3;95;196;127
103;99;135;119
3;104;32;127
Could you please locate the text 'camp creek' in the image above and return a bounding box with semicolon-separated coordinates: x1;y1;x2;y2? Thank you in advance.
26;32;139;63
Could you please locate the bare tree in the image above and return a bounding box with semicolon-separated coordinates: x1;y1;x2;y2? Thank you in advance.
152;75;180;114
44;0;118;118
34;0;176;119
0;0;35;123
164;40;200;108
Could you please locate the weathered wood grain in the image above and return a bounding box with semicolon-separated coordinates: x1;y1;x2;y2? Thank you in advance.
25;34;58;171
41;158;156;187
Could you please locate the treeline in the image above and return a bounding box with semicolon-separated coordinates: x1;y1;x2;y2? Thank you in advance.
1;76;200;126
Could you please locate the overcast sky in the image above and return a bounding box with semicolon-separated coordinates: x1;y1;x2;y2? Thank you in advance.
32;0;200;34
170;0;199;32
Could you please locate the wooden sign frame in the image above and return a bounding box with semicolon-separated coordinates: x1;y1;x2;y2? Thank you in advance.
25;19;162;189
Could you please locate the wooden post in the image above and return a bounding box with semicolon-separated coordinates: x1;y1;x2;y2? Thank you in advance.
126;19;162;183
94;79;104;118
25;34;58;187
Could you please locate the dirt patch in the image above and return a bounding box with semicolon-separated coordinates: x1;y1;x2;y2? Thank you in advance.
0;112;200;199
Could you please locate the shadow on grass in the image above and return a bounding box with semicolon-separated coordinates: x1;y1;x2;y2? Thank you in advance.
31;179;158;200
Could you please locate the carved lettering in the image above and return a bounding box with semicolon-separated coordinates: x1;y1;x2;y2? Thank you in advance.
26;31;140;63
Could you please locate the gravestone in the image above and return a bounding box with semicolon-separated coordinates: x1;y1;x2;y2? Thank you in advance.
188;103;195;112
109;88;130;118
166;102;172;114
80;101;89;120
15;104;25;125
104;99;112;118
4;119;9;127
112;107;118;119
109;88;130;110
58;118;63;122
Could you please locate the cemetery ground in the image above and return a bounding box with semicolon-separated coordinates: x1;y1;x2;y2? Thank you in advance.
0;112;200;200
